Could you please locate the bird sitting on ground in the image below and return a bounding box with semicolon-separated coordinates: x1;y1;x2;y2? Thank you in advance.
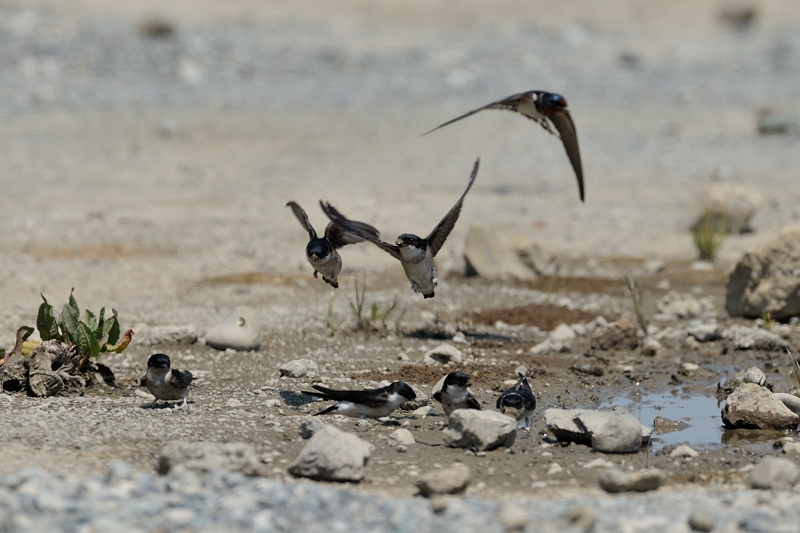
143;353;193;409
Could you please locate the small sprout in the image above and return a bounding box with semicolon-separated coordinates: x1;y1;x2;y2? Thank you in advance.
348;276;401;333
692;210;726;261
543;276;567;305
761;310;775;331
624;276;648;335
786;348;800;388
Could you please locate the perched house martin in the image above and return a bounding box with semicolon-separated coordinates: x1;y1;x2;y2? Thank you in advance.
320;158;479;298
496;371;537;429
423;91;585;202
302;381;416;419
285;201;380;289
143;353;193;409
433;372;481;416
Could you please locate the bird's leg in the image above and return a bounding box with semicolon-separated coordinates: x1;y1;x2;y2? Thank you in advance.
313;270;319;279
147;398;159;408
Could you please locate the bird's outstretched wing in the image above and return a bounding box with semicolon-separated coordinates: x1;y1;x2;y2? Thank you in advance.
548;110;584;202
303;384;390;407
324;219;380;249
286;201;317;240
426;158;479;257
319;201;402;260
422;92;534;136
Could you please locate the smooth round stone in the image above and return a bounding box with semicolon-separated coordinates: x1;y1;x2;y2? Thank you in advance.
204;306;262;351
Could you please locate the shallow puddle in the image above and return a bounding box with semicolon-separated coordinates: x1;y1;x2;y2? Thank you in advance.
610;389;725;452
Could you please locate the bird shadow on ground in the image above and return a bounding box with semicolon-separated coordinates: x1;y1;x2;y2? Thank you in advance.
279;390;317;407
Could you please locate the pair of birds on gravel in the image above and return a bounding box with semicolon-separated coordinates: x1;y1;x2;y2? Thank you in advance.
303;369;537;430
286;90;584;298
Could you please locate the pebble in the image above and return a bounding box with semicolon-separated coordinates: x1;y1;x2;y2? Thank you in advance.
749;457;800;490
288;425;372;482
416;464;470;497
423;344;463;365
279;359;319;379
147;325;198;345
599;468;667;493
549;323;577;342
722;383;799;430
688;509;716;532
591;408;643;453
388;428;415;446
204;306;262;352
670;444;699;458
640;337;663;356
442;410;516;451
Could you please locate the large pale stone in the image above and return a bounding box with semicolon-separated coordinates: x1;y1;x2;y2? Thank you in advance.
726;221;800;319
204;306;262;351
599;468;667;493
545;408;651;449
442;410;516;451
463;225;558;281
750;457;800;490
690;183;761;234
416;464;470;497
288;425;372;482
722;383;799;430
591;409;643;453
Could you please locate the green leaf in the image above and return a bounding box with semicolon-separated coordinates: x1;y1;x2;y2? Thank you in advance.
95;307;106;344
36;294;62;341
84;309;97;332
100;309;120;349
75;321;100;359
59;302;80;343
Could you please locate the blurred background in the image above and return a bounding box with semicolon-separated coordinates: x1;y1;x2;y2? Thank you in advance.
0;0;799;325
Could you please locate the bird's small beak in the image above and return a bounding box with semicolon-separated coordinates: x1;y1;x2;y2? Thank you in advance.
310;253;318;260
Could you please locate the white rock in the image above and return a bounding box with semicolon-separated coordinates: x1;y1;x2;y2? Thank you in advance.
157;441;266;476
423;344;463;365
549;323;576;342
287;425;372;482
279;359;319;379
726;221;800;319
742;366;767;386
413;406;435;418
750;457;800;490
544;408;650;449
722;383;799;430
416;464;470;497
463;225;558;280
657;292;704;319
669;444;699;458
690;183;761;234
299;418;327;439
147;325;198;345
388;428;416;446
204;306;262;351
599;468;666;493
723;325;789;351
442;410;516;451
640;337;663;356
226;398;243;408
529;339;571;355
590;408;643;453
263;399;281;408
582;457;614;469
687;323;721;342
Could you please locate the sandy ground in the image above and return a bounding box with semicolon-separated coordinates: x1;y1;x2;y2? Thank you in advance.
1;0;800;503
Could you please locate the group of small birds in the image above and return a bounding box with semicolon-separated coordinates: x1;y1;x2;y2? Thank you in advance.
143;90;584;428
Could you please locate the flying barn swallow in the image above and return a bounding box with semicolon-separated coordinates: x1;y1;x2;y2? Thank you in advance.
143;353;193;409
302;381;416;419
286;201;380;289
496;371;537;429
423;91;584;202
320;158;479;298
433;372;481;416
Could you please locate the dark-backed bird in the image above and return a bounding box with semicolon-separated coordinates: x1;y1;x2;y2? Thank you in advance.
423;91;584;202
433;372;481;416
143;353;193;409
286;201;380;289
496;371;537;429
320;158;479;298
302;381;416;419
